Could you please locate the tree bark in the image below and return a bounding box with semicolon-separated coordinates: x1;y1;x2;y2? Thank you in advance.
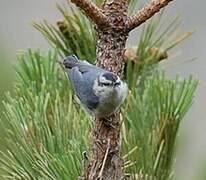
70;0;108;27
83;1;128;179
70;0;175;179
126;0;174;31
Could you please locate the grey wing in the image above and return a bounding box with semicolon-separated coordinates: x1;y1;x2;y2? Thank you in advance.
76;62;103;74
69;66;99;111
69;67;83;93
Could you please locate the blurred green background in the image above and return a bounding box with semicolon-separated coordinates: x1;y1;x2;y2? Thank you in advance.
0;0;205;179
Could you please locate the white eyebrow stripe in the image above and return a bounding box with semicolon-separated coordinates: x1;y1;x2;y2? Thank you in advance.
99;76;112;84
116;77;121;83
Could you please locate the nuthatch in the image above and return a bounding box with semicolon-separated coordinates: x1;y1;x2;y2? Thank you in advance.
63;55;128;118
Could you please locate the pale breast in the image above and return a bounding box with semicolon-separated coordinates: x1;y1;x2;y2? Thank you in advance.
94;91;121;118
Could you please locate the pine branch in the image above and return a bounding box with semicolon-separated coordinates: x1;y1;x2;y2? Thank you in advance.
126;0;174;31
69;0;108;27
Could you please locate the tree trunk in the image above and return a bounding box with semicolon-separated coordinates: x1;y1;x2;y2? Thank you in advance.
83;1;128;179
70;0;175;179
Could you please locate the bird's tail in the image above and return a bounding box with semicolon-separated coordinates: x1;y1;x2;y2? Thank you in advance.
63;55;79;69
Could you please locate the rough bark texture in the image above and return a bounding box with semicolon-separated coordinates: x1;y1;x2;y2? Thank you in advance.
126;0;174;31
84;1;128;179
70;0;175;179
70;0;108;27
96;0;128;75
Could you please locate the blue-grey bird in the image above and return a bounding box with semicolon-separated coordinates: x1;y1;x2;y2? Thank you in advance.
63;55;128;118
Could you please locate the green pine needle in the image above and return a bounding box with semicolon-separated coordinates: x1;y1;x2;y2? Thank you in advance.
33;4;96;61
122;71;198;180
0;50;90;179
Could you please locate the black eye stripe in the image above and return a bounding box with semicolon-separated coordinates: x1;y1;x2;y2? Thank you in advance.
99;82;120;87
103;82;111;86
97;76;120;87
98;81;111;87
114;82;121;86
102;72;118;82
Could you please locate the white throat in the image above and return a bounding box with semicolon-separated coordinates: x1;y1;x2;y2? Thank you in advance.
92;77;128;117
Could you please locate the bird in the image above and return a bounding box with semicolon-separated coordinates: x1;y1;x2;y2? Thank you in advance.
62;55;128;118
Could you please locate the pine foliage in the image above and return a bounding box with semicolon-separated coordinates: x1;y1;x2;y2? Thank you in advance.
0;50;90;179
123;72;197;179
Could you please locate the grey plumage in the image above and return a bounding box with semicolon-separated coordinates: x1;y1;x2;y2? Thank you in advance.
63;56;101;111
63;55;128;118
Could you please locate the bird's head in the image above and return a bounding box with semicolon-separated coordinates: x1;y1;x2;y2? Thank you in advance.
98;72;121;88
93;72;124;98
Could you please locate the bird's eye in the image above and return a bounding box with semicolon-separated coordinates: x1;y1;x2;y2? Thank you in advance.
114;82;121;86
102;82;111;86
98;82;110;87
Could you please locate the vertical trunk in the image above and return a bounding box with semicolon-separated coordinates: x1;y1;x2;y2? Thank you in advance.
70;0;175;179
83;1;128;179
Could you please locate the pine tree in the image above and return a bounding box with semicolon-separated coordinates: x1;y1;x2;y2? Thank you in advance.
0;0;198;180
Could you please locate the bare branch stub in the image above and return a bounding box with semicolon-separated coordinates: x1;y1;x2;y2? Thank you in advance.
70;0;108;27
126;0;174;32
